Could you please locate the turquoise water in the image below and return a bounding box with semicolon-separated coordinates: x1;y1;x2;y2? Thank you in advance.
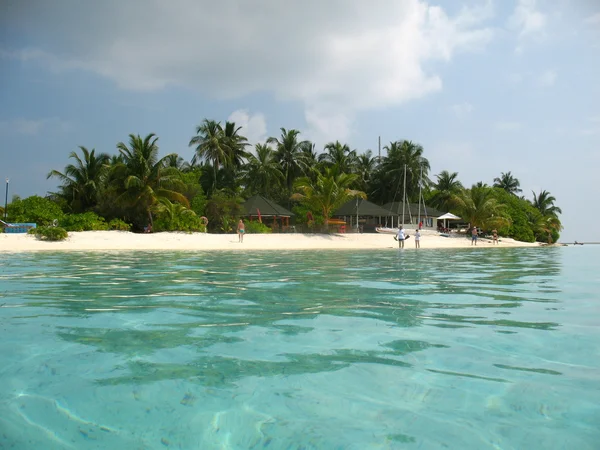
0;247;598;449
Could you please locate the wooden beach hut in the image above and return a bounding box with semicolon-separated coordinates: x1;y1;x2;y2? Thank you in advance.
333;198;393;232
240;195;295;232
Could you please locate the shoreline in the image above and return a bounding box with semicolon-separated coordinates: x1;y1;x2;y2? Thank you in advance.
0;231;544;252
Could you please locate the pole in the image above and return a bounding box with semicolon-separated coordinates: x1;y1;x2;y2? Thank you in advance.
4;178;8;221
401;165;406;227
418;166;422;226
356;196;359;233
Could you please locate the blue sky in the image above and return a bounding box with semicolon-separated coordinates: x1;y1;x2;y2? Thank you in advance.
1;0;598;241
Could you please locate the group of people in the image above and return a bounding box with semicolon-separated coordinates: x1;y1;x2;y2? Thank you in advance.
395;226;421;248
396;225;499;248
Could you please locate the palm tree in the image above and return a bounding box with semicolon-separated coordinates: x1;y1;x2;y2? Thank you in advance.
319;141;357;173
222;121;250;168
189;119;229;193
451;186;510;230
493;171;522;195
151;198;198;231
531;190;562;217
116;133;188;227
370;140;430;204
164;154;191;172
47;146;110;212
292;168;365;226
428;170;463;211
242;143;284;197
266;128;310;197
355;150;377;193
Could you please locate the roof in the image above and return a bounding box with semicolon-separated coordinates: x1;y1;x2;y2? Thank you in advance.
241;195;294;217
333;198;393;217
383;202;444;218
437;212;461;220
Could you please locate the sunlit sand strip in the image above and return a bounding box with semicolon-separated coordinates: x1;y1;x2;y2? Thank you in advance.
0;230;543;252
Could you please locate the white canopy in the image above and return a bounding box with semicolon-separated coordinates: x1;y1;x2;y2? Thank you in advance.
437;212;461;220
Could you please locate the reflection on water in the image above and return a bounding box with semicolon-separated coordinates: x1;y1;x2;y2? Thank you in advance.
1;247;598;449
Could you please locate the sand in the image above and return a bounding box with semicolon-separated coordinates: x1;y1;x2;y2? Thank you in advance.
0;230;542;252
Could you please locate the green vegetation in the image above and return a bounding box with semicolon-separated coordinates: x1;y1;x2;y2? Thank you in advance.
29;226;69;241
5;120;562;242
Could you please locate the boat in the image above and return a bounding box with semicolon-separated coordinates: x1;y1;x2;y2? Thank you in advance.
375;227;398;235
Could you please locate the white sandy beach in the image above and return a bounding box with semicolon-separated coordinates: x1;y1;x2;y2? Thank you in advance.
0;230;542;252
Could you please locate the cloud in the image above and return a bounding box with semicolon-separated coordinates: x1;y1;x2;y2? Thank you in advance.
450;102;474;117
495;121;522;131
538;69;557;87
584;13;600;25
508;0;546;53
0;117;71;135
509;0;546;37
1;0;494;143
227;110;267;146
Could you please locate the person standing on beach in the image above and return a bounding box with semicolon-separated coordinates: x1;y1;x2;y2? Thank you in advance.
471;226;478;246
415;229;421;248
492;229;498;245
396;226;405;248
237;219;245;243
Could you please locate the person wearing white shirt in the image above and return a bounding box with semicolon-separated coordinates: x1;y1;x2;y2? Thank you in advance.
396;226;405;248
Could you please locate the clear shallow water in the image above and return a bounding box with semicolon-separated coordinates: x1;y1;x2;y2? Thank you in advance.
0;247;598;449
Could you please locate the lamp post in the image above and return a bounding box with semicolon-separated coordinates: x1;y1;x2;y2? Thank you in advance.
4;178;8;221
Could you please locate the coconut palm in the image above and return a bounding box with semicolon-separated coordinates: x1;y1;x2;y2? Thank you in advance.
428;170;463;211
222;121;250;168
116;133;188;227
451;186;510;230
292;168;365;226
189;119;230;193
47;146;110;212
242;143;284;197
532;190;562;217
355;150;377;193
267;128;310;196
369;140;430;204
319;141;358;173
493;171;522;195
164;154;191;172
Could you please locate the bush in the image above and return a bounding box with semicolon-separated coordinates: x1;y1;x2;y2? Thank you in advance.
108;218;131;231
244;221;272;234
30;226;68;241
60;212;109;231
8;195;64;226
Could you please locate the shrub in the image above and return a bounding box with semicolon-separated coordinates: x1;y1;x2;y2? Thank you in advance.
108;218;131;231
60;212;109;231
30;226;68;241
244;221;272;234
8;195;64;225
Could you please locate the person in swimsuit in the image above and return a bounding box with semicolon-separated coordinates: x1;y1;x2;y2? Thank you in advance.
415;229;421;248
492;229;498;245
237;219;245;243
471;226;478;246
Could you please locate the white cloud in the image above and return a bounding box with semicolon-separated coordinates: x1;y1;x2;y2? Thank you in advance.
584;13;600;25
1;0;494;142
450;102;474;117
509;0;546;37
0;117;71;135
539;69;557;87
495;121;522;131
227;110;267;146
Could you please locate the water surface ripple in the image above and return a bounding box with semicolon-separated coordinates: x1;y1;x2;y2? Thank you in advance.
0;247;598;449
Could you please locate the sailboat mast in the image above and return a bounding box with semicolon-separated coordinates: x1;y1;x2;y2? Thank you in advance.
402;164;406;227
418;165;422;225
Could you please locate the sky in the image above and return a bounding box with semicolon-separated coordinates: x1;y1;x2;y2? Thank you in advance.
0;0;598;242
